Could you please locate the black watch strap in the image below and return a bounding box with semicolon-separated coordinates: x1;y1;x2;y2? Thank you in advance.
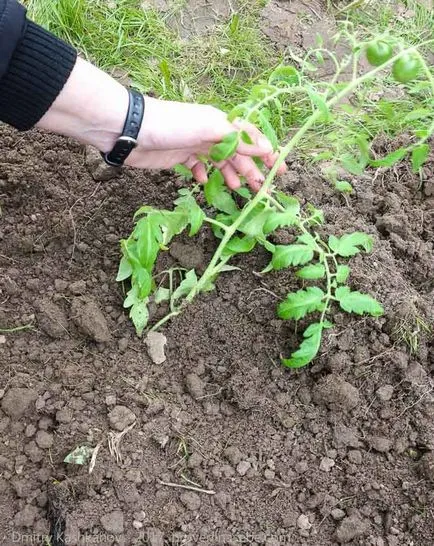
101;89;145;167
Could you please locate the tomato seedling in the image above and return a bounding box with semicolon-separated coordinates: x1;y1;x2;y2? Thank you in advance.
118;29;434;368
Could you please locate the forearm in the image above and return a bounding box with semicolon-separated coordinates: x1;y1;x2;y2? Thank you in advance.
36;57;129;153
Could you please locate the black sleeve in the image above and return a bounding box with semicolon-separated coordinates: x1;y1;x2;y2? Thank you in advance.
0;0;77;131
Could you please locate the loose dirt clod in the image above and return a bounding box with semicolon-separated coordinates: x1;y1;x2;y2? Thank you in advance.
71;297;111;342
37;299;69;339
335;514;369;543
313;375;360;411
108;405;136;432
1;388;37;419
100;510;124;534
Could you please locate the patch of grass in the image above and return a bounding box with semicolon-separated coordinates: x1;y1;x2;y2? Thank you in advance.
393;314;432;355
25;0;279;110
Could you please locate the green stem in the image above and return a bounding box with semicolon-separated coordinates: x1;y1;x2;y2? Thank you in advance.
204;217;229;232
149;309;181;332
187;44;433;304
0;323;34;333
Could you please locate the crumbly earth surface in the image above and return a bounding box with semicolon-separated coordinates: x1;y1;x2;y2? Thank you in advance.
1;2;434;546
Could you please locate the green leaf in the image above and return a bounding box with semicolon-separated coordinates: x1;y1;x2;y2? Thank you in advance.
278;287;325;320
258;109;278;151
172;269;198;302
204;170;239;215
239;208;272;237
329;232;373;257
249;84;276;101
123;284;140;309
135;268;152;299
335;265;350;284
335;180;353;193
240;130;253;144
307;89;331;121
296;263;326;280
271;244;314;270
235;187;251;199
411;144;429;172
335;286;384;317
275;192;300;211
281;321;333;368
306;204;324;225
263;208;299;234
154;287;171;304
227;104;247;122
341;153;365;175
116;256;133;282
370;148;407;168
223;236;256;256
296;232;318;250
209;132;239;162
133;205;155;219
174;193;205;236
64;445;94;465
130;301;149;336
218;264;242;273
135;216;161;269
269;66;300;85
173;164;193;180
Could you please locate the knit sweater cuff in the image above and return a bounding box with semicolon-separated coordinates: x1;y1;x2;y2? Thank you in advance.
0;20;77;131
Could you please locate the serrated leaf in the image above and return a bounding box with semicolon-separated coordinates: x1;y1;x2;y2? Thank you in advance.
154;287;171;304
204;170;239;215
271;244;314;270
227;104;247;122
281;321;333;368
239;208;272;237
123;284;140;309
223;236;256;256
135;216;161;269
159;210;189;243
135;268;152;299
174;193;205;236
341;153;365;175
306;204;324;225
116;256;133;282
130;301;149;336
133;205;155;219
263;208;299;233
370;147;407;168
335;286;384;317
258;109;278;151
296;263;326;280
335;180;353;193
218;264;242;273
329;232;373;257
209;131;239;162
172;269;197;302
277;287;325;320
235;187;251;199
411;144;429;172
296;232;318;250
335;265;350;284
275;192;300;211
269;66;300;85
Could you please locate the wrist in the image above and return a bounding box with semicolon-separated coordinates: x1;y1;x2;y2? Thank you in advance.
37;57;129;152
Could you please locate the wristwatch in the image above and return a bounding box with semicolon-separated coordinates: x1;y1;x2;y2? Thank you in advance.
101;88;145;167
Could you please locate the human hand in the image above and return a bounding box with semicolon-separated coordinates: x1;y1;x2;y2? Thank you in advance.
37;58;286;191
126;97;287;192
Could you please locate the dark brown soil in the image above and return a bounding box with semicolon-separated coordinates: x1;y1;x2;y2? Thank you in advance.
1;119;433;546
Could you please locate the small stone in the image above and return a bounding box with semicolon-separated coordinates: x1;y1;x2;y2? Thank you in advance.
295;461;308;474
54;279;68;292
236;460;251;476
335;515;369;543
71;297;111;343
331;509;346;521
35;431;54;449
369;436;392;453
180;491;201;511
184;373;204;400
25;424;37;437
333;424;361;448
146;527;164;546
1;388;37;418
145;331;167;364
86;145;120;181
133;520;143;530
297;514;312;530
347;450;362;465
14;505;39;527
264;469;275;480
69;280;86;295
320;457;335;472
108;405;136;431
24;441;43;463
224;446;243;465
118;338;129;351
100;510;124;534
0;335;6;344
105;394;117;406
376;385;394;402
56;408;72;424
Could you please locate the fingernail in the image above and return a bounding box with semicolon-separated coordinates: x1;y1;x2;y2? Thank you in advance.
258;137;273;152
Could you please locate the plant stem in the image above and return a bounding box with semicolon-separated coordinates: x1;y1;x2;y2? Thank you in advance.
204;217;229;231
149;309;181;332
0;323;34;333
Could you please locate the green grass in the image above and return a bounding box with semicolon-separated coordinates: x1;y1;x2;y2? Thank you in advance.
25;0;278;111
